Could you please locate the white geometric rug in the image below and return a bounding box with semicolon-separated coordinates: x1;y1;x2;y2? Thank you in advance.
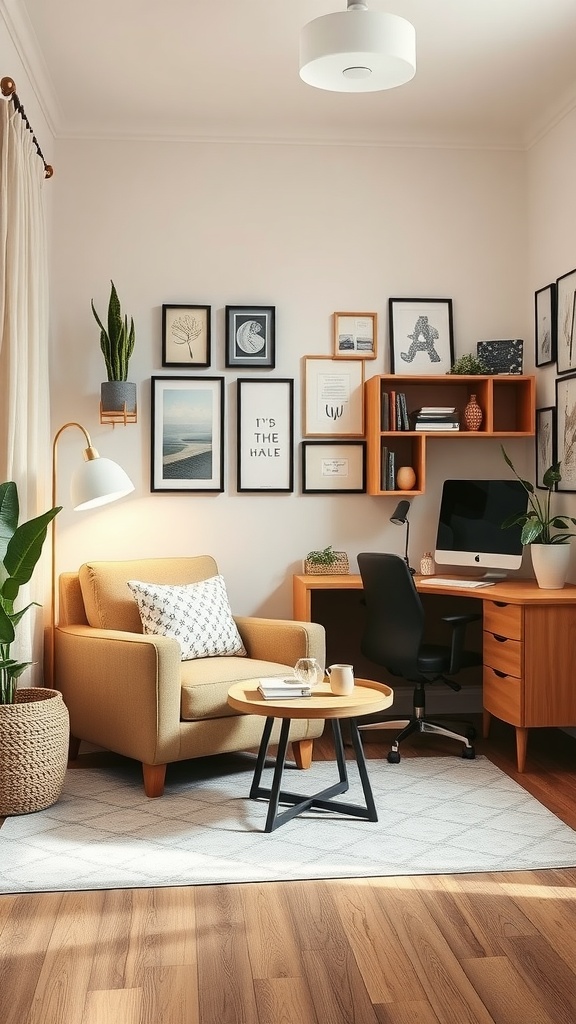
1;754;575;894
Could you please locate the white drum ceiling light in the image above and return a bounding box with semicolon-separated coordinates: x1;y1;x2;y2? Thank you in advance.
299;1;416;93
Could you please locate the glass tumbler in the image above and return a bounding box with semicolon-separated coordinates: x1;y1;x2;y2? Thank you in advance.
294;658;323;690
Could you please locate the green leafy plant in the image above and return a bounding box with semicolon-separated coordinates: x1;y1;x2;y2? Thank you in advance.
305;545;338;566
501;446;576;544
91;280;136;382
449;353;488;375
0;482;61;704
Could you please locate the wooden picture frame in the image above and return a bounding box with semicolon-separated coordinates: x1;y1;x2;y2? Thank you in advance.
556;269;576;375
150;376;224;492
302;441;366;493
162;304;211;368
389;298;454;375
225;305;275;368
303;356;364;437
333;312;377;359
536;406;556;490
555;375;576;492
535;284;557;368
237;378;294;492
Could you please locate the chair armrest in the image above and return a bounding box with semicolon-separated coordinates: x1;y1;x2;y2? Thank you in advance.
234;616;325;668
55;625;183;764
441;613;482;675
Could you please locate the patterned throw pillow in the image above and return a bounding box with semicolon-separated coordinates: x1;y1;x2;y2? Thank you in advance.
127;575;246;660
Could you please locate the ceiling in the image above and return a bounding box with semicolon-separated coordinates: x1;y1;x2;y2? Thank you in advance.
5;0;576;148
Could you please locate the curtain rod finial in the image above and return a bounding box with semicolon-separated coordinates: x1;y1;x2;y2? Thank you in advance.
1;77;17;97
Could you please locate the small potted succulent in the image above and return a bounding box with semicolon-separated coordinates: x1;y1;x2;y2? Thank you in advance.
91;280;137;418
304;545;350;575
0;481;69;815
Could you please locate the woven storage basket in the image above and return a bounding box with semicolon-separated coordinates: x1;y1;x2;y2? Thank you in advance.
304;552;350;575
0;688;69;816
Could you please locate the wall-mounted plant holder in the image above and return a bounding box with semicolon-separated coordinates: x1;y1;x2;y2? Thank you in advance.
100;381;137;426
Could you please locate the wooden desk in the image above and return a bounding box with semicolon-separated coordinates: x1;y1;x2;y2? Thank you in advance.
293;573;576;772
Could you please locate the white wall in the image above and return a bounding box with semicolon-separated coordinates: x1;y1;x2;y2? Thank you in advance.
49;138;532;616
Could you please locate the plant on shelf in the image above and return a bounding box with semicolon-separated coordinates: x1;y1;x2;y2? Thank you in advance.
449;353;488;375
501;446;576;543
91;281;137;418
304;545;350;576
305;545;339;567
0;481;61;704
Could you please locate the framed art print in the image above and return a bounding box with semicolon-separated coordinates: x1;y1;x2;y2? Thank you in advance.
536;406;556;489
389;298;454;375
555;375;576;492
162;304;211;368
303;356;364;437
556;268;576;375
151;376;224;492
333;312;377;359
225;305;275;368
535;284;556;368
302;441;366;494
237;378;294;492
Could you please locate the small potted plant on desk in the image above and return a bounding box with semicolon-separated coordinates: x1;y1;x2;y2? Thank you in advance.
304;545;350;575
501;446;576;589
91;280;137;422
0;481;69;816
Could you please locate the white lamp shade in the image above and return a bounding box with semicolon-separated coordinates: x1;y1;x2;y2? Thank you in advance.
299;10;416;93
71;457;135;511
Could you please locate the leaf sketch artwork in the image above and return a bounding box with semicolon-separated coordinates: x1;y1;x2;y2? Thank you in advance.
555;270;576;374
170;314;203;359
536;407;555;490
556;376;576;493
535;284;556;367
162;305;211;368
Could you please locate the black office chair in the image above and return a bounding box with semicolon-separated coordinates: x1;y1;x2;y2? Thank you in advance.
357;552;481;762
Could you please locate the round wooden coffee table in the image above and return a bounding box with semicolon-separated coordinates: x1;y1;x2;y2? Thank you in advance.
227;678;394;832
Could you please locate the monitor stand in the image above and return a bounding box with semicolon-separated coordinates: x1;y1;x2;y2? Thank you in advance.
480;570;508;581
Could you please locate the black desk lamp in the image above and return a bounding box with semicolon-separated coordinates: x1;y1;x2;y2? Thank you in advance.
390;499;415;575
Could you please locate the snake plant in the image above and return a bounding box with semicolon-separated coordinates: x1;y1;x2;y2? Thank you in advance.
91;280;136;381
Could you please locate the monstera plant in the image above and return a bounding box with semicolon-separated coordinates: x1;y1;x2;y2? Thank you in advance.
0;481;61;704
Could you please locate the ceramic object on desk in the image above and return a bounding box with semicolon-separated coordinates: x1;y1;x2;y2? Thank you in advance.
420;552;436;576
463;394;483;431
396;465;416;490
530;544;570;589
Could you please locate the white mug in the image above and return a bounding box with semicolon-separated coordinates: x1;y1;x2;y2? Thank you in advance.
326;663;355;696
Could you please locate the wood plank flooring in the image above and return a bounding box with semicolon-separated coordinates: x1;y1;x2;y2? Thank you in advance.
1;717;575;1024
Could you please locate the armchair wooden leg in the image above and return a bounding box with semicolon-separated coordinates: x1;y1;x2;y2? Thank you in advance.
291;739;313;770
142;762;167;797
68;734;81;761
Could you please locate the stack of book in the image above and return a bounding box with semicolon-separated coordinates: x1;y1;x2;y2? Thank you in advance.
257;677;312;699
413;406;460;431
381;389;410;431
380;445;396;490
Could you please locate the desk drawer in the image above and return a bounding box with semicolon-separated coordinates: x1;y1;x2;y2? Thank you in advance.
483;631;523;677
483;666;523;725
483;601;522;640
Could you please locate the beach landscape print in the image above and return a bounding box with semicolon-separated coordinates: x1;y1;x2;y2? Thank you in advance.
151;376;224;491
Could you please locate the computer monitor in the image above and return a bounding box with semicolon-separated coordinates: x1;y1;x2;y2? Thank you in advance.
434;478;528;576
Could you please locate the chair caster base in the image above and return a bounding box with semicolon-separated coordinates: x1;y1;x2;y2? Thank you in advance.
387;750;401;764
462;746;476;759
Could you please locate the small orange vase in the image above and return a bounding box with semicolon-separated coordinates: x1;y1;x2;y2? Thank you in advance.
396;466;417;490
464;394;483;431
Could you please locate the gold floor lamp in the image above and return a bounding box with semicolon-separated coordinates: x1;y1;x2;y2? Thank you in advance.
49;421;134;687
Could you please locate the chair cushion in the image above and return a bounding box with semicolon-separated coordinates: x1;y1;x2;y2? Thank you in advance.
127;575;247;660
180;657;293;720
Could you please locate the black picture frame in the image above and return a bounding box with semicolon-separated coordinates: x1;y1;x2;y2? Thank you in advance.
535;284;557;368
162;304;211;368
389;298;454;374
225;305;276;368
555;374;576;492
302;441;366;494
237;378;294;492
555;268;576;375
150;376;224;492
536;406;556;490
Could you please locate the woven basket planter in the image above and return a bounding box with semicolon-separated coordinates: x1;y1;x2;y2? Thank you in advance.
304;552;350;575
0;688;69;816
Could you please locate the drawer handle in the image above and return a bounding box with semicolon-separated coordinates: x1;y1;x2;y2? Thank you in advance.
494;670;507;678
493;634;508;643
494;602;509;608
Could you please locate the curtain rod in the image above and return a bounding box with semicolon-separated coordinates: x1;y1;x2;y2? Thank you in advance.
1;76;54;179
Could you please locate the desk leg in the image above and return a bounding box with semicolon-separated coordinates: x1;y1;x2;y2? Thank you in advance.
482;709;491;739
515;727;528;773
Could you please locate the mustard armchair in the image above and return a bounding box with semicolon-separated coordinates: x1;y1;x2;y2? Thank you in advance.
55;556;325;796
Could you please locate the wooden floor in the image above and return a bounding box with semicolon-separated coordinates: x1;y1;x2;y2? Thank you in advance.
1;717;576;1024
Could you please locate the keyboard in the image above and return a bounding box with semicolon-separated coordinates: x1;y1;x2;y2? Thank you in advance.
419;577;496;589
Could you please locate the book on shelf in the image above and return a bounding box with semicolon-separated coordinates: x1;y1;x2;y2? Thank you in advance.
418;406;456;415
257;677;312;699
380;389;390;430
387;449;396;489
381;444;388;489
414;422;460;431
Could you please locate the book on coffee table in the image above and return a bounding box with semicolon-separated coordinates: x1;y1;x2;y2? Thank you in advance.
257;677;312;699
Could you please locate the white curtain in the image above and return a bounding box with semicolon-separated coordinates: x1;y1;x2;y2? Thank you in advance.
0;97;51;684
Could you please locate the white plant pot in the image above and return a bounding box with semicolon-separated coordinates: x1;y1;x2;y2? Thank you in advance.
530;544;571;590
